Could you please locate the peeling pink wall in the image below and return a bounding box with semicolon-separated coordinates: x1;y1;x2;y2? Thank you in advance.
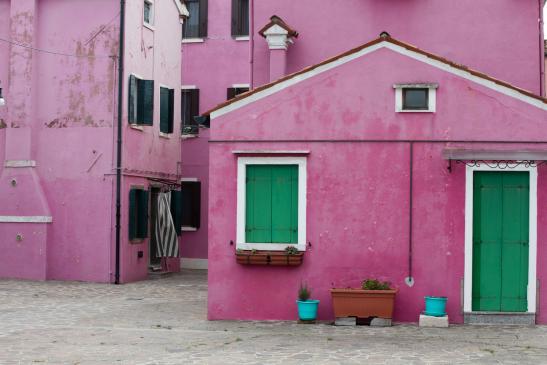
208;47;547;323
252;0;543;94
180;0;250;262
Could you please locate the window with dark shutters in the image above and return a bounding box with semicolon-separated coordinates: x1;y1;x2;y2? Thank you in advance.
181;88;200;134
231;0;249;37
128;75;154;126
227;86;249;100
183;0;207;38
181;181;201;230
129;188;149;240
160;87;175;134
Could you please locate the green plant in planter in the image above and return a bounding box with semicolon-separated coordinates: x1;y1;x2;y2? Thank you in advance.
362;279;391;290
298;282;311;301
285;246;299;255
251;249;257;254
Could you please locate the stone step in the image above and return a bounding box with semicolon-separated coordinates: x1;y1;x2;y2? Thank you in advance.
464;312;535;325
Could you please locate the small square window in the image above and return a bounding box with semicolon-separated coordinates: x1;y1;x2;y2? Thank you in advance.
402;88;428;110
144;1;154;26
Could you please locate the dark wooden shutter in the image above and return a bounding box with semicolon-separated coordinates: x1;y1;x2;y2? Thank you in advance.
231;0;240;36
137;189;149;238
160;87;169;133
170;190;183;236
129;189;138;240
128;75;137;123
136;79;145;123
142;80;154;125
227;87;237;100
191;182;201;229
181;181;201;229
190;89;200;123
168;89;175;133
198;0;208;38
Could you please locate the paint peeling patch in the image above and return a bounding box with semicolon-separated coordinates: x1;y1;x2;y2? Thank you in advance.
45;117;111;128
0;119;6;129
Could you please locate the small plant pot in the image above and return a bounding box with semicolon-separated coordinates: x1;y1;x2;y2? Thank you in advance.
296;299;320;321
424;296;447;317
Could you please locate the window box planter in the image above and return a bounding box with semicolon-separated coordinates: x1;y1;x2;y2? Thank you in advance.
330;288;398;319
235;250;304;266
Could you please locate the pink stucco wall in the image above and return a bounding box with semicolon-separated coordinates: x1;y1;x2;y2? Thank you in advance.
180;0;250;262
207;45;547;323
252;0;544;95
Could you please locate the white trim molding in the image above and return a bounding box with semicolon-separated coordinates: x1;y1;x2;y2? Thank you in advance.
181;38;205;44
236;156;307;252
5;160;36;168
181;177;199;182
464;164;537;313
394;83;438;113
0;216;53;223
180;258;208;270
181;85;197;89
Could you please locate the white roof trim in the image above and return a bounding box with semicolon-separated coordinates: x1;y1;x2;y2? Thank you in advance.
210;42;546;119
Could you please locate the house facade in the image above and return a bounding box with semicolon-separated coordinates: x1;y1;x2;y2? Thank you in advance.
0;0;187;283
206;1;547;324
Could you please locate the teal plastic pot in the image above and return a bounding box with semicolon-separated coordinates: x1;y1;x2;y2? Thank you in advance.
424;296;447;317
297;300;320;321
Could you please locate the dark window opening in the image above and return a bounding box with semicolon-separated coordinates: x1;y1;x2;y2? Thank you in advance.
181;88;200;134
181;181;201;229
402;88;429;110
143;1;152;24
231;0;249;37
227;86;249;100
160;87;175;134
129;188;149;240
128;75;154;125
183;0;208;38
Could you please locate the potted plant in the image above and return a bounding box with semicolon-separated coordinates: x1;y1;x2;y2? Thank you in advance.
235;246;304;266
296;283;320;322
330;278;397;320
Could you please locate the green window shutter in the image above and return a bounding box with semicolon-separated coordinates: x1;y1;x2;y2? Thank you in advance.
199;0;208;38
136;78;145;124
142;80;154;125
168;89;175;133
128;75;137;123
271;165;298;243
170;190;182;236
245;165;273;243
160;87;169;133
128;189;138;240
137;190;149;238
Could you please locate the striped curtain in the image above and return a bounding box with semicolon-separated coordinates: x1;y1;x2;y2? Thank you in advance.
155;192;179;257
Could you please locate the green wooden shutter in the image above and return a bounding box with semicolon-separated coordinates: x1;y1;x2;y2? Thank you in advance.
136;78;145;123
128;75;137;123
142;80;154;125
168;89;175;133
171;190;182;236
160;87;169;133
128;189;138;240
199;0;208;37
246;165;272;243
271;165;298;243
137;190;149;238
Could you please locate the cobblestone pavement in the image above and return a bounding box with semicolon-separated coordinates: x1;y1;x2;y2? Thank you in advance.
1;271;547;365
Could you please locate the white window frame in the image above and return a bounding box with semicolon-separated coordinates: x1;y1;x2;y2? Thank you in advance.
236;156;307;251
463;164;538;314
394;83;437;113
143;0;155;28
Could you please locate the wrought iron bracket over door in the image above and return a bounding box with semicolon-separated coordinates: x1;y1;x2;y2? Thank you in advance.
447;159;546;173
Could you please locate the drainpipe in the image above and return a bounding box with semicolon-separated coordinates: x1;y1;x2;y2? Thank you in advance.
114;0;126;284
248;0;254;88
539;0;545;97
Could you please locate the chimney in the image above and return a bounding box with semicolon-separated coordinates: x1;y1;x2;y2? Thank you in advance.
259;16;298;82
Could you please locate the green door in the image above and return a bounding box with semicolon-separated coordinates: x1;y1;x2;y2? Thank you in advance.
472;171;529;312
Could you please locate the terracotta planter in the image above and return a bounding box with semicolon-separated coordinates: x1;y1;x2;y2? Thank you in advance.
330;288;398;319
236;251;304;266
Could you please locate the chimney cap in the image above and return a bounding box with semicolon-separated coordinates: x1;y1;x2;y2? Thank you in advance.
259;15;298;38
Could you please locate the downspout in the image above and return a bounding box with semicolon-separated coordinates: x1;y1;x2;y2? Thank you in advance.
406;142;414;287
248;0;254;88
115;0;126;284
539;0;545;97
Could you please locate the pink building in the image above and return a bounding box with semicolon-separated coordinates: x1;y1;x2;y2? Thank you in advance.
0;0;188;283
206;1;547;324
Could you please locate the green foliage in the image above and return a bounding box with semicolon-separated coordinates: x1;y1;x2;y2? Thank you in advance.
285;246;299;255
362;279;391;290
298;282;311;301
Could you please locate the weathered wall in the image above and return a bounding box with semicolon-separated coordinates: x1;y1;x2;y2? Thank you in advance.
208;46;547;323
252;0;543;94
120;0;183;282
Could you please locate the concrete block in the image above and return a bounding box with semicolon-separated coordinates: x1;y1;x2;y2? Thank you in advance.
419;314;449;328
335;317;356;326
370;318;392;327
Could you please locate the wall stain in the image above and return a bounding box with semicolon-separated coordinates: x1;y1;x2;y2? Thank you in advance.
0;119;6;129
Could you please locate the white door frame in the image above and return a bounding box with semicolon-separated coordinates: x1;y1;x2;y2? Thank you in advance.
463;164;537;313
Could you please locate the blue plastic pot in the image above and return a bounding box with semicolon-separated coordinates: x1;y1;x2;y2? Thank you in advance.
297;299;320;321
424;296;447;317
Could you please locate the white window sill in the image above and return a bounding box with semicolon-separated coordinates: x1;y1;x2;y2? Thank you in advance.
396;109;435;113
182;38;205;44
130;124;144;131
181;226;198;232
234;36;249;41
181;134;198;139
143;22;155;31
236;243;306;252
159;132;171;139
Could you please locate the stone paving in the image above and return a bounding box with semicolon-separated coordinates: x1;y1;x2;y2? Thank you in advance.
1;270;547;365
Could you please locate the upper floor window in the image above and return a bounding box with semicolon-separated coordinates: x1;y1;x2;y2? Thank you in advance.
129;75;154;126
231;0;249;37
143;0;154;26
181;87;200;134
183;0;208;39
160;87;175;134
394;83;438;113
